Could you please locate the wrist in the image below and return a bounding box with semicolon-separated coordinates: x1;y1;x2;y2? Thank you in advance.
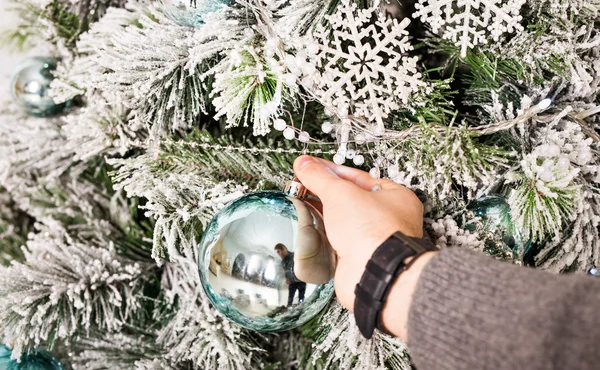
379;251;437;341
353;232;437;339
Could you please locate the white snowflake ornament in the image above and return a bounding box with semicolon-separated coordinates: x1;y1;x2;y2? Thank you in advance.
414;0;526;57
292;0;424;134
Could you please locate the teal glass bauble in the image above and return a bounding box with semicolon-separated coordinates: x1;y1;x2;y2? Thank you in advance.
0;345;63;370
198;190;335;332
159;0;232;27
467;194;532;260
10;57;67;117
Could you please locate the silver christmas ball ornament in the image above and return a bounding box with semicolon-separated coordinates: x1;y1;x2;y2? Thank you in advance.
198;179;335;332
159;0;231;28
0;345;64;369
10;57;67;117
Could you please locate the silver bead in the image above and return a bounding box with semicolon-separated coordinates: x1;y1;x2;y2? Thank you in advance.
283;127;296;140
353;154;365;166
354;133;366;145
333;153;345;165
274;119;287;131
298;131;310;143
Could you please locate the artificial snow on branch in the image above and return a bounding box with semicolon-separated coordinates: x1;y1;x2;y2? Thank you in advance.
210;33;299;136
157;249;265;370
0;102;74;183
72;332;167;370
414;0;525;57
382;121;514;201
310;301;412;370
507;112;594;242
535;189;600;272
109;130;296;260
58;2;246;137
109;149;247;260
0;227;153;358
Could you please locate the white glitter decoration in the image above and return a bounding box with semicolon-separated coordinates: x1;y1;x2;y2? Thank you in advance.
414;0;525;57
291;0;424;133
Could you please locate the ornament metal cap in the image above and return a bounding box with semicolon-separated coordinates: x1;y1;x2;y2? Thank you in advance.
283;177;308;199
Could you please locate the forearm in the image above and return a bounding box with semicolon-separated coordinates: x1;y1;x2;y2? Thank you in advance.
396;248;600;370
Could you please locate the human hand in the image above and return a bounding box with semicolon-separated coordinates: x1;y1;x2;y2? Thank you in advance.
285;278;290;285
293;155;434;340
289;196;336;285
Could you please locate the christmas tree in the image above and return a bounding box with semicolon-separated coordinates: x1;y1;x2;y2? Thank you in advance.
0;0;599;368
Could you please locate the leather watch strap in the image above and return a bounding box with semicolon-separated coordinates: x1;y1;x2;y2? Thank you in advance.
354;232;437;339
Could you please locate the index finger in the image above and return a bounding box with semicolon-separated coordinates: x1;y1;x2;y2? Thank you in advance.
314;158;399;191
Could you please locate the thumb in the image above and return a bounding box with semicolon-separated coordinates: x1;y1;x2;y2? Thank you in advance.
294;155;346;200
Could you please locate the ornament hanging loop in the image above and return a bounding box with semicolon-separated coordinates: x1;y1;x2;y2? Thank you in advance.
283;177;308;199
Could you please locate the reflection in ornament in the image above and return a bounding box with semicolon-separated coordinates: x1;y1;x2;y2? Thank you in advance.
10;57;68;117
158;0;231;28
231;253;246;278
467;194;532;261
0;345;64;370
198;190;335;332
209;239;231;275
274;243;306;306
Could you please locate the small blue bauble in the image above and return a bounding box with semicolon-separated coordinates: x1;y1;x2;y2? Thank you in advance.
159;0;232;28
10;57;67;117
467;194;532;260
0;345;63;370
588;267;598;276
198;190;334;332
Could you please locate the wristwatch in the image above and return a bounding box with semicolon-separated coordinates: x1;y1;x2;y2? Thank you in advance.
354;231;438;339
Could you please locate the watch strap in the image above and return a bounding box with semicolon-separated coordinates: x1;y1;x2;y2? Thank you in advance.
354;232;437;339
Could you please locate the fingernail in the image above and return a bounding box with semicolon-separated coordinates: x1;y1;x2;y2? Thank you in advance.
296;155;314;169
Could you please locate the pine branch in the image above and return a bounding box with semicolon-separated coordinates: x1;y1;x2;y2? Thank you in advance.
156;249;265;370
388;120;515;201
506;115;589;242
0;188;31;265
59;4;247;138
72;331;168;370
269;331;319;370
109;129;297;260
1;0;132;52
0;102;75;183
535;186;600;272
0;227;156;356
308;301;411;370
46;0;82;47
210;38;300;137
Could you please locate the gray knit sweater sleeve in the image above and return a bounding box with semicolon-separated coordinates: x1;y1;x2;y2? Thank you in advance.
407;247;600;370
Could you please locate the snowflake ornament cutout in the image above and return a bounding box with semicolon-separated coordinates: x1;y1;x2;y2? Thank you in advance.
288;0;424;133
414;0;526;57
